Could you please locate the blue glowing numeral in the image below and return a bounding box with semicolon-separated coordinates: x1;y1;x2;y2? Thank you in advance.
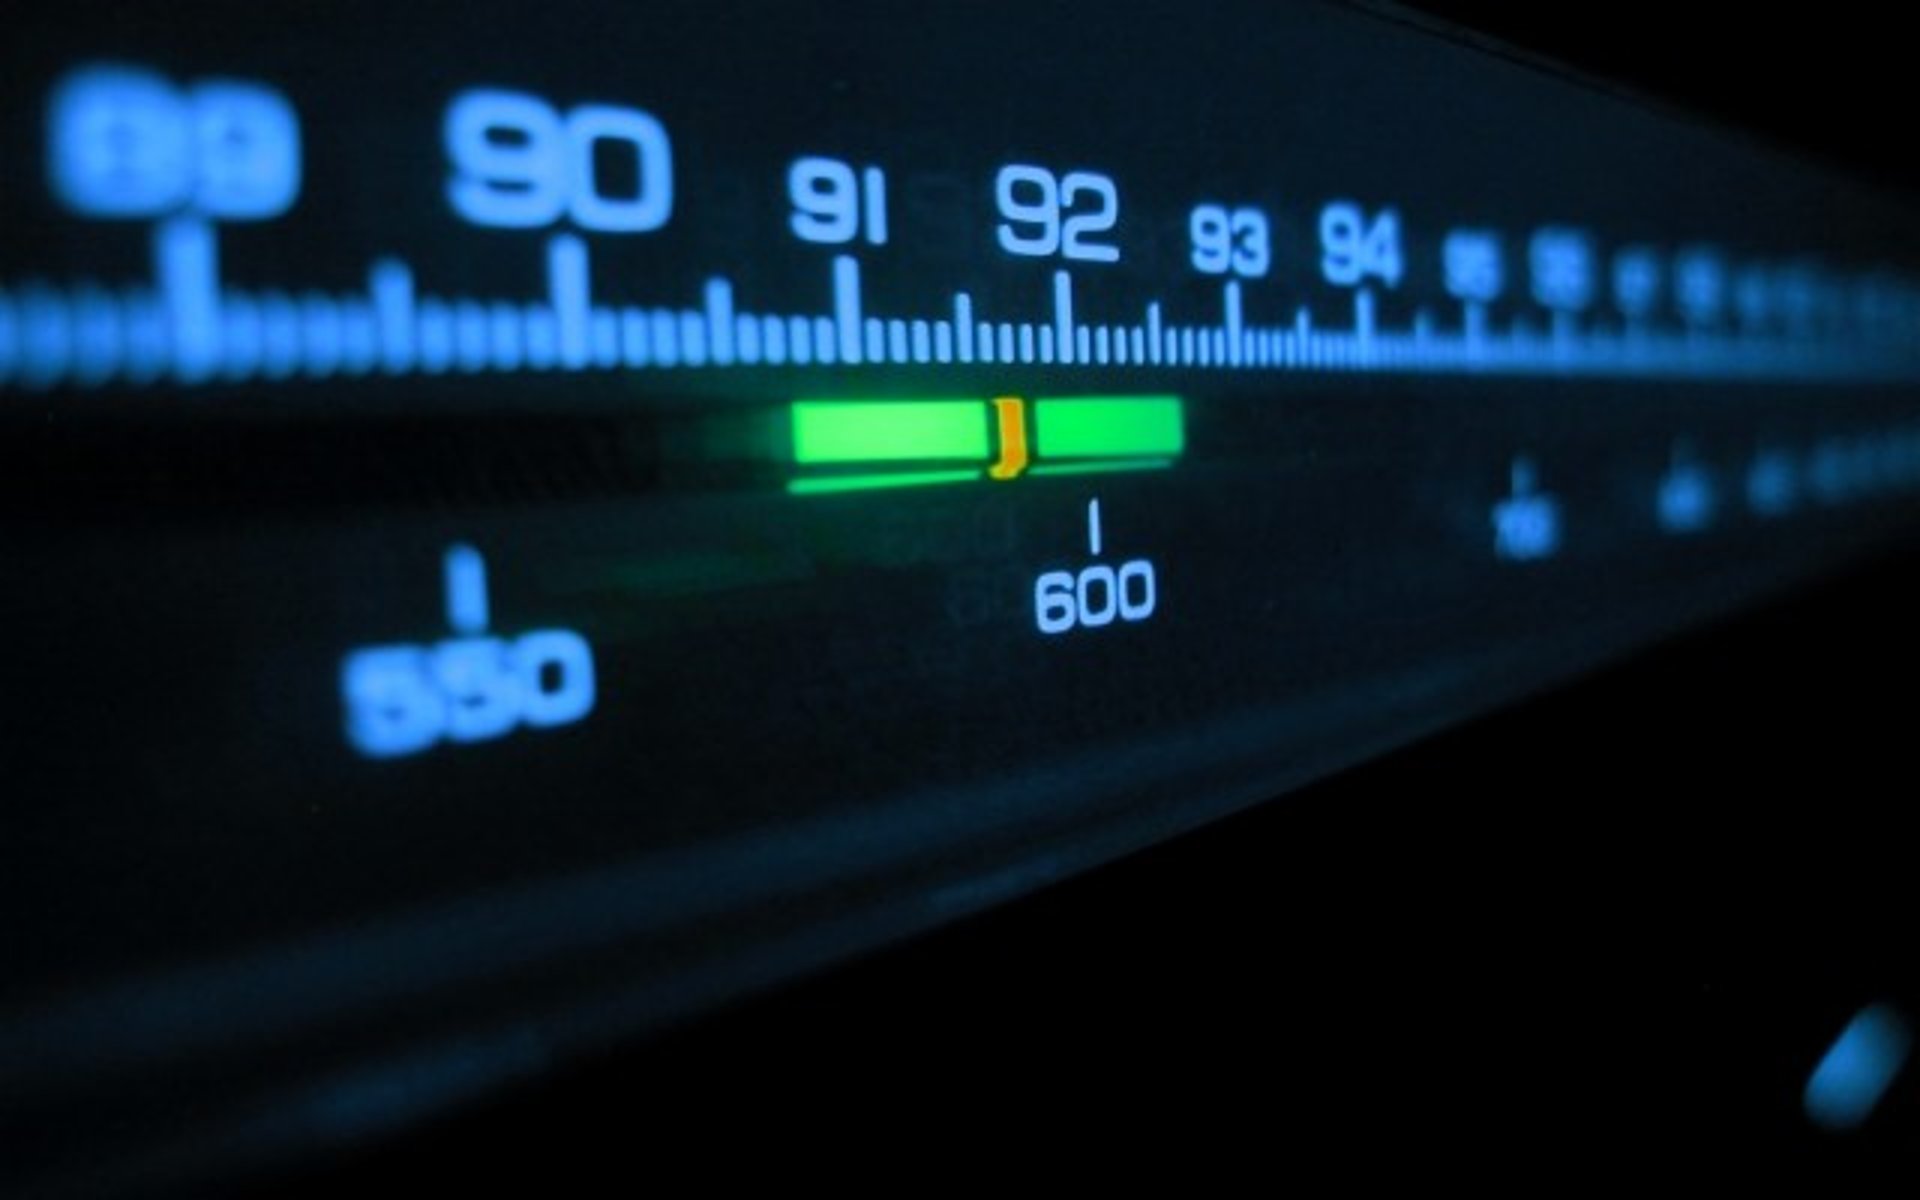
1674;247;1727;327
432;637;522;743
343;629;597;759
48;65;300;220
1189;204;1270;278
995;165;1120;263
1492;458;1560;563
1034;571;1077;634
1118;560;1157;621
342;646;447;759
1612;246;1663;320
48;66;192;217
1034;561;1156;634
1773;266;1823;332
1057;173;1120;262
1658;462;1716;534
515;629;597;727
445;90;672;233
189;80;302;219
1033;499;1156;635
1733;265;1774;329
1529;228;1596;312
1075;564;1118;627
341;545;596;760
788;157;888;246
1318;202;1402;288
1442;230;1503;302
1747;450;1800;517
445;90;568;228
996;166;1059;256
1493;500;1559;562
564;104;674;232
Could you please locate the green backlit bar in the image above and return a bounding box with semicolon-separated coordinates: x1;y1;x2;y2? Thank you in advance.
792;400;991;465
787;469;986;495
1027;458;1175;477
1032;396;1185;460
788;395;1185;494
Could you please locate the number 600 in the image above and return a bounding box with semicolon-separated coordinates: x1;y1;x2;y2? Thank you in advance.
1034;560;1156;635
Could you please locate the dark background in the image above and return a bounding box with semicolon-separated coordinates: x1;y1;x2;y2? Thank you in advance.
1401;1;1920;203
223;1;1920;1187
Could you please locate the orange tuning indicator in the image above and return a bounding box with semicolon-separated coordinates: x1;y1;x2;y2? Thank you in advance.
989;396;1029;479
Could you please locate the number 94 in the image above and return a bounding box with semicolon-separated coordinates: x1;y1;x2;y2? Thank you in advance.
1319;201;1403;288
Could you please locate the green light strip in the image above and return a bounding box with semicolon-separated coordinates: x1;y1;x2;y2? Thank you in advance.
1026;458;1175;478
1033;396;1185;459
792;400;991;465
786;469;984;495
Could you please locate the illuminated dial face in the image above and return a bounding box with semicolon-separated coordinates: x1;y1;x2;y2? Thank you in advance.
5;3;1920;1188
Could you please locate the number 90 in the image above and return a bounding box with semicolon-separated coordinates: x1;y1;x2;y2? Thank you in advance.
445;89;673;233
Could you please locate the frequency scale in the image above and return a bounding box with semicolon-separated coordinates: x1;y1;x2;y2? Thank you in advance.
4;0;1920;1190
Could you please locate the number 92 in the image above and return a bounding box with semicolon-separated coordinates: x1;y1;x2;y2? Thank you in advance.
995;164;1120;263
